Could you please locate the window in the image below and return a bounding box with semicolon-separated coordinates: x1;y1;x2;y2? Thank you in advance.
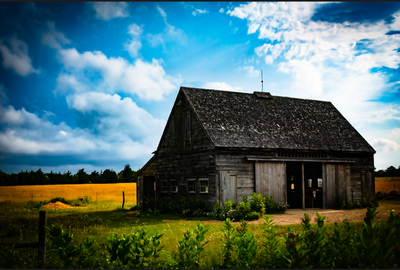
200;178;209;193
307;179;312;188
171;180;178;193
161;181;168;193
318;178;322;187
188;179;196;193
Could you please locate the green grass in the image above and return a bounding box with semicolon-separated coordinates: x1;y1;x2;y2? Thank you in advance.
0;200;380;268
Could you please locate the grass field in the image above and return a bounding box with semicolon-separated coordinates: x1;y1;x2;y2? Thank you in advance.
0;183;136;203
375;176;400;193
0;200;366;269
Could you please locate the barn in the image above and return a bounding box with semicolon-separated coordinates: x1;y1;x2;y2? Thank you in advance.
137;86;375;210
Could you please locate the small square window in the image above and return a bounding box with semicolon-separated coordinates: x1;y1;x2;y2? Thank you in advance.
161;181;168;193
318;178;322;187
188;179;196;193
200;178;209;193
171;180;178;193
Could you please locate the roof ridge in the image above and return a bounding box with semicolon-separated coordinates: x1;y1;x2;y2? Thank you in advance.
180;86;331;103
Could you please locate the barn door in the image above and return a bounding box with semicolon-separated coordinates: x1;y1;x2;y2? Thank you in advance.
220;171;237;206
255;162;286;202
325;164;349;209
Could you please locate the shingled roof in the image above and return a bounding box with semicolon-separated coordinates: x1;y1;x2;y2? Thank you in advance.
181;87;375;153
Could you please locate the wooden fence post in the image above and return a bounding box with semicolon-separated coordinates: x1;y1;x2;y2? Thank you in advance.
122;191;125;209
38;210;47;268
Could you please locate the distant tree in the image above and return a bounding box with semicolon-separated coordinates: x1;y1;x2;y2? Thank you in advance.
76;168;89;184
101;169;118;183
90;170;100;183
120;164;133;182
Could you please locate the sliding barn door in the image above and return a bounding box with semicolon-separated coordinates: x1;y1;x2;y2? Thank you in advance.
255;162;286;202
325;164;350;209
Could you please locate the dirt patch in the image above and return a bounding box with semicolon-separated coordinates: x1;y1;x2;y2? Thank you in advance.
42;201;74;209
160;203;400;226
248;203;400;225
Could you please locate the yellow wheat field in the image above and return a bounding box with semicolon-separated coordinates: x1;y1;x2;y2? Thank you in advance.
375;177;400;193
0;183;136;203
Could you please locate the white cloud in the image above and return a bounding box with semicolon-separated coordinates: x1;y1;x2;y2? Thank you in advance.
240;65;260;78
41;21;71;50
57;48;181;100
0;90;164;163
372;138;400;152
0;37;40;76
203;82;241;91
127;23;143;36
192;9;208;16
219;8;225;13
91;2;129;20
124;23;143;58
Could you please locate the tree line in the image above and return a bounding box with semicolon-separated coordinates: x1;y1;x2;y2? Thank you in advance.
375;165;400;177
0;164;138;186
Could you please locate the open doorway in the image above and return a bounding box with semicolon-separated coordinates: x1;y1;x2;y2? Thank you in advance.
304;163;323;208
143;176;155;202
286;162;323;209
286;162;302;208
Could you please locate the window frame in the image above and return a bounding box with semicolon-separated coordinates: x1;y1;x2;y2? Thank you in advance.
187;178;196;193
199;178;209;194
171;179;178;193
161;180;168;193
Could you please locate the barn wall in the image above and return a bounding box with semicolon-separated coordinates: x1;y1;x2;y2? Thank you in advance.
215;149;276;203
155;90;217;209
255;162;286;202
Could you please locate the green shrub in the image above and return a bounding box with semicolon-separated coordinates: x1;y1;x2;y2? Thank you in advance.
250;193;265;213
178;196;209;217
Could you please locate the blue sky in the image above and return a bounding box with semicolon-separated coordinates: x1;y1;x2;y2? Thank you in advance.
0;2;399;174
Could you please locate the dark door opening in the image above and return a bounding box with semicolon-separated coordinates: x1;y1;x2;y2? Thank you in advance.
304;163;323;208
286;162;302;209
143;176;155;202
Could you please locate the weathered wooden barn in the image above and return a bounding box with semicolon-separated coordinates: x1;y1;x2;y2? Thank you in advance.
137;87;375;209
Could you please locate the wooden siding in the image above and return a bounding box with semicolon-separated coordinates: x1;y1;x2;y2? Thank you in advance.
325;163;350;209
215;149;276;203
255;162;286;203
155;91;217;209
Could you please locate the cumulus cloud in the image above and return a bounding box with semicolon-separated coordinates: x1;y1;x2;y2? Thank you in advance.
0;87;164;166
240;65;260;78
57;48;181;100
203;82;241;91
0;37;40;76
41;21;71;49
91;2;129;20
372;138;400;152
192;9;208;16
124;23;143;58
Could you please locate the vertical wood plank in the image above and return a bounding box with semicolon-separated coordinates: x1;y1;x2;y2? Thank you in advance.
302;162;305;209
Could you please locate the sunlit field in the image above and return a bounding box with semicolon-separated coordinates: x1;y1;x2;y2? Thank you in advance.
0;183;136;203
375;177;400;193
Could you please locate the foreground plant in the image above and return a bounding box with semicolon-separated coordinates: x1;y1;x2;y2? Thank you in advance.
173;222;210;269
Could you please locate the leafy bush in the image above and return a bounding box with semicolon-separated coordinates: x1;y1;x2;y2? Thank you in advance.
335;197;379;210
250;193;265;213
178;196;209;217
142;196;176;214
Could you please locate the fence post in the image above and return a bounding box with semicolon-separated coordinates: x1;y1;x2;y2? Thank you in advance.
38;210;47;268
122;191;125;209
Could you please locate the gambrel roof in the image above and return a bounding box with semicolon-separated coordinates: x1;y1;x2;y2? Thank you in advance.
181;86;375;153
